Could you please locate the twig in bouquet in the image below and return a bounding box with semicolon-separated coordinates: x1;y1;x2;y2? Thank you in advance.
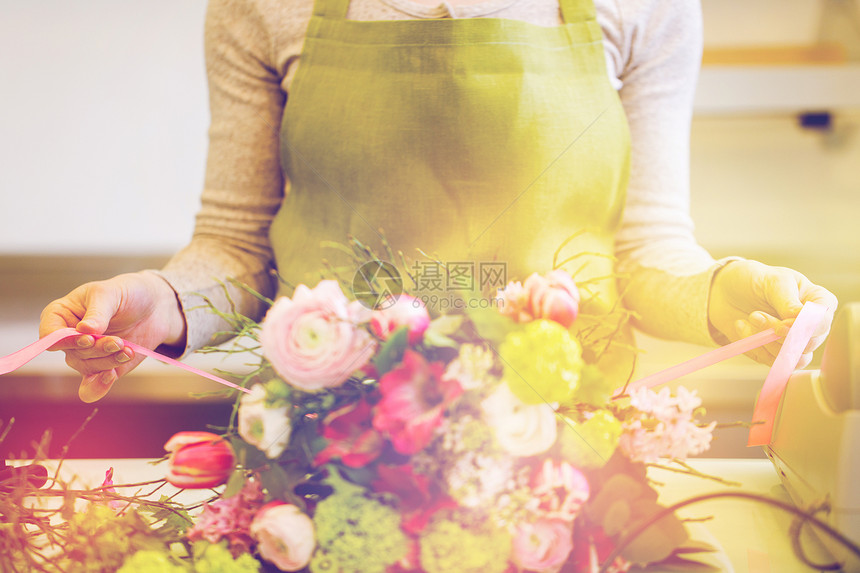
0;417;13;445
554;251;617;272
227;276;275;308
646;459;742;487
790;501;842;571
552;228;595;269
44;409;98;489
597;491;860;573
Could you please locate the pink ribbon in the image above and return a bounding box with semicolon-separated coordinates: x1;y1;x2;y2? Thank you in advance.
616;301;828;447
746;301;827;446
0;327;250;394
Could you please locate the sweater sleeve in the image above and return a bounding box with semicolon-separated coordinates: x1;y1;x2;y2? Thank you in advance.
605;0;729;346
159;0;286;353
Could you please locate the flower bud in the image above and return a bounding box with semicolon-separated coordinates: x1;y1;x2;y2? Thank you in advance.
525;270;580;328
370;294;430;344
164;431;235;489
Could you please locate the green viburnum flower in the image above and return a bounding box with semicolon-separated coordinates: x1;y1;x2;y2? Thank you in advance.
192;542;261;573
499;319;583;405
310;473;407;573
419;511;511;573
558;409;621;469
118;549;187;573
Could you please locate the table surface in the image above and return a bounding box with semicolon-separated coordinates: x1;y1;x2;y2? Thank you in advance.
11;457;850;573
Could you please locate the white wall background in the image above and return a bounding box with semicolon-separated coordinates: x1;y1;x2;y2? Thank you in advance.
0;1;208;255
0;0;858;270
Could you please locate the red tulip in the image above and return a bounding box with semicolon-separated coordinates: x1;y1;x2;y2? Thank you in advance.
164;431;235;489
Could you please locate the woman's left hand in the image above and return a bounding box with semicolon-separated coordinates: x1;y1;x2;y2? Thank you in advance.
708;259;838;368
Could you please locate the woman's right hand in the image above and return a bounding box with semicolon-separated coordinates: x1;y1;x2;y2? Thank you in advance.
39;271;187;403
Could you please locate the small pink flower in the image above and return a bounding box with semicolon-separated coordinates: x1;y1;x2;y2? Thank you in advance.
164;431;235;489
250;501;315;572
187;478;265;555
531;459;590;522
499;270;580;328
511;518;574;571
373;350;463;455
100;468;125;512
261;281;377;392
370;295;430;345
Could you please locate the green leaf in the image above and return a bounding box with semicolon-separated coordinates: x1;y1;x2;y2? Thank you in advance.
466;307;519;345
621;502;689;565
372;326;409;375
423;315;464;348
647;554;724;572
221;468;247;499
603;500;631;536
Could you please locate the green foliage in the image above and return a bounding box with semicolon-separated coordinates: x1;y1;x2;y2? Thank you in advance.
498;319;583;405
585;473;688;565
418;511;511;573
309;470;407;573
372;326;409;375
465;307;518;346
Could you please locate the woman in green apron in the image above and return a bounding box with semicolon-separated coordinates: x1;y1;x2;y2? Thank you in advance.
41;0;836;402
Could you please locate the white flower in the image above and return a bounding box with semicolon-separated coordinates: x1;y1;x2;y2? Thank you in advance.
238;384;292;459
443;343;495;390
445;450;514;510
481;383;557;457
251;502;315;572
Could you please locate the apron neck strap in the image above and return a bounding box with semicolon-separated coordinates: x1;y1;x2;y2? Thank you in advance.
313;0;351;19
312;0;597;23
558;0;596;24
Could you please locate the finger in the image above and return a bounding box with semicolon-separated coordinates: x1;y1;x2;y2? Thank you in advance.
61;335;126;361
74;347;136;373
79;370;118;403
735;319;778;366
76;285;123;335
762;272;804;321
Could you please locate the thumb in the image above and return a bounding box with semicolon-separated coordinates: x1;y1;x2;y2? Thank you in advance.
76;286;122;335
763;270;805;321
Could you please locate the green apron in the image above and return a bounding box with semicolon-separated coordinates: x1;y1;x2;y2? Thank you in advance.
273;0;629;287
272;0;632;377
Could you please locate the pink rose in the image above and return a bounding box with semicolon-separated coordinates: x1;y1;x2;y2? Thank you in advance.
531;459;590;522
261;281;377;392
499;270;580;328
250;502;315;572
370;295;430;345
511;519;574;571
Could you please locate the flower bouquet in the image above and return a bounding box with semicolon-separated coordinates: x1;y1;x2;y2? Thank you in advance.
1;250;729;573
147;256;723;573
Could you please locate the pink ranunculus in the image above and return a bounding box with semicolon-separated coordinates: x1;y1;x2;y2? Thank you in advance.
370;294;430;345
164;431;235;489
499;270;580;328
531;459;590;522
250;502;316;572
260;281;377;392
511;519;575;572
373;350;463;455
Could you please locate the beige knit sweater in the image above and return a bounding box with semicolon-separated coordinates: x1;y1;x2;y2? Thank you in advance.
160;0;728;353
